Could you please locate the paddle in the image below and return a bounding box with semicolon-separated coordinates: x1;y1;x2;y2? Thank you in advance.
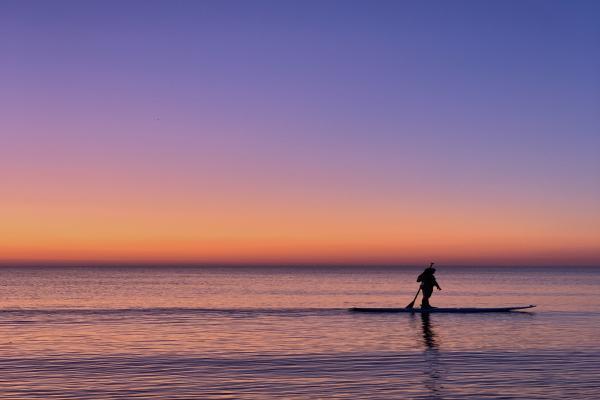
405;287;421;309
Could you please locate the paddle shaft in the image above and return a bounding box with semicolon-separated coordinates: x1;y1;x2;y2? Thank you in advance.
406;287;421;309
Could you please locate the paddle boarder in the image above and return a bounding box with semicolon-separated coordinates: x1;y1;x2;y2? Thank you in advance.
417;262;442;309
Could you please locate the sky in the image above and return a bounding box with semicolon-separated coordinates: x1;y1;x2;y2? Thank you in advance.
1;0;599;266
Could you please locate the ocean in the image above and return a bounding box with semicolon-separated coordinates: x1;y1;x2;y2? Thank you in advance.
0;266;598;399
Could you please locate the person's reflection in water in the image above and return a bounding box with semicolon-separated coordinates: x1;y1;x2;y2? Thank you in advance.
421;312;437;349
419;312;444;399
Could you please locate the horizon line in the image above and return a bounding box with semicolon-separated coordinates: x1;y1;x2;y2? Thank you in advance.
0;260;598;269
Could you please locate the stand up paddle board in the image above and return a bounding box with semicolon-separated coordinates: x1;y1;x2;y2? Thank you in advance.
350;305;535;313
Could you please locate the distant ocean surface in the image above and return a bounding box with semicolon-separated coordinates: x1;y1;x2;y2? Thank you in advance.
1;266;599;399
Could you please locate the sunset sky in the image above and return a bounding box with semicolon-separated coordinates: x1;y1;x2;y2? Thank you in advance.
1;1;599;266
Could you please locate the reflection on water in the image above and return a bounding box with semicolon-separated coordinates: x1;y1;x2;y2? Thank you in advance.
419;313;444;399
420;313;438;349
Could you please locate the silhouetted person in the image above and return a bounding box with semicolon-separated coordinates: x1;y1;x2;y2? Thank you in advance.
417;262;441;308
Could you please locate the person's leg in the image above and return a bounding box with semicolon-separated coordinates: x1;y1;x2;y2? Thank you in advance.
421;286;433;308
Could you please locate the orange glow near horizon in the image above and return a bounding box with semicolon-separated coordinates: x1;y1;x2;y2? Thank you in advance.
1;171;598;266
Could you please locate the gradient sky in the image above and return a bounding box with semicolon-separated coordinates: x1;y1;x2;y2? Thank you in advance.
1;0;599;266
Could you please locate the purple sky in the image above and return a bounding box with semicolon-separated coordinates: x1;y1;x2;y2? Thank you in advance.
1;1;599;265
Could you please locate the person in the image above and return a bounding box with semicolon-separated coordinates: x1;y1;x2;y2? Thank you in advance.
417;262;442;308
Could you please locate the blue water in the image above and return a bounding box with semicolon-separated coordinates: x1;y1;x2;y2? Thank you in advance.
1;266;599;399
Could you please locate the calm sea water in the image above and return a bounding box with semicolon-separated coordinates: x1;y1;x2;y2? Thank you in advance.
0;266;599;399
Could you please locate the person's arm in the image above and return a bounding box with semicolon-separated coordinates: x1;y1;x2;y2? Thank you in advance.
434;278;442;290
